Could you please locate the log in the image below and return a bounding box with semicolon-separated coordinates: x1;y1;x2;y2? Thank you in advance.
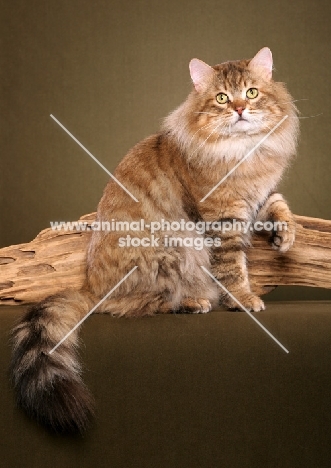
0;213;331;305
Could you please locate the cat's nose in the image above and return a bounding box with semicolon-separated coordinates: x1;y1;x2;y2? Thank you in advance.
235;107;244;116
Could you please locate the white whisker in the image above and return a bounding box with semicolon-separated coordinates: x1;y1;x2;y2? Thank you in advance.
194;112;219;116
188;120;216;145
189;121;225;157
296;113;323;119
246;114;273;132
279;98;309;104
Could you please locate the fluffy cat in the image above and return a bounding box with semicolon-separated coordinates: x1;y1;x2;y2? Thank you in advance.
10;47;299;433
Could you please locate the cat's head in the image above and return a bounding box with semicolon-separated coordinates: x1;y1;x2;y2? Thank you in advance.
186;47;292;139
163;48;298;163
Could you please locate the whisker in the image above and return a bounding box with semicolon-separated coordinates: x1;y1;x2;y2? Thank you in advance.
279;98;309;105
203;120;233;157
296;113;323;119
190;121;224;157
194;112;219;116
249;115;273;132
211;131;226;151
188;120;216;145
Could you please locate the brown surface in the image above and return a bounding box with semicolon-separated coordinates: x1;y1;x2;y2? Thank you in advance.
2;302;331;467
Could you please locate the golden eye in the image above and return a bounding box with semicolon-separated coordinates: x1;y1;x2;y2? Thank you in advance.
216;92;229;104
246;88;259;99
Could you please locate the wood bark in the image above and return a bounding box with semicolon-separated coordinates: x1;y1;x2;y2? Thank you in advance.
0;213;330;305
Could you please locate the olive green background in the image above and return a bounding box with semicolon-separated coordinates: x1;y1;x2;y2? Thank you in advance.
1;0;331;300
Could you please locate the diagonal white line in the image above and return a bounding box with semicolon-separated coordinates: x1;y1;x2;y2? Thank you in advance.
50;114;139;202
49;266;138;354
200;115;288;203
200;266;289;353
190;121;223;158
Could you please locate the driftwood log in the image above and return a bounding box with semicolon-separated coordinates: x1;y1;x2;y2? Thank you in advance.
0;213;331;305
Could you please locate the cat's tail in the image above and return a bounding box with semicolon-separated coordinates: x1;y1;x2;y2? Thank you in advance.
10;289;96;434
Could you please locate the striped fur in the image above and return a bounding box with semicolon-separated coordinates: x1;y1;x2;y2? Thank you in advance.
11;48;299;432
11;290;95;433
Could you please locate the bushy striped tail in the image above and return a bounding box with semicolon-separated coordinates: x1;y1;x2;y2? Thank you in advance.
10;289;95;433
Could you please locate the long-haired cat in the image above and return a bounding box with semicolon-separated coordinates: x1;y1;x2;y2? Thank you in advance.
10;47;299;433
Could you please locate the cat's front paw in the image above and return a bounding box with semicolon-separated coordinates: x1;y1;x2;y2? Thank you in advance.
223;294;265;312
271;220;295;253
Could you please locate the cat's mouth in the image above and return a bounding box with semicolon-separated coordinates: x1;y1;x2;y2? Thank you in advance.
235;116;247;123
233;116;249;127
230;115;252;134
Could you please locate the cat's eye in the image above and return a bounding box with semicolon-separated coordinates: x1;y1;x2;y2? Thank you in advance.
246;88;259;99
216;93;229;104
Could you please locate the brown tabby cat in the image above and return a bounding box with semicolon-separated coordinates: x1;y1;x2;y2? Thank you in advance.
11;48;299;433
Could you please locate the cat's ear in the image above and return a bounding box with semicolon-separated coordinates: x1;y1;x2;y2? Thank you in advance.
248;47;273;80
189;59;215;93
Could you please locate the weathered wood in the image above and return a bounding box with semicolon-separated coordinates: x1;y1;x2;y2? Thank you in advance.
248;215;331;296
0;213;330;305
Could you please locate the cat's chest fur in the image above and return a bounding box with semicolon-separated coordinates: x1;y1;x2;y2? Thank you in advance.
108;133;282;226
176;131;284;218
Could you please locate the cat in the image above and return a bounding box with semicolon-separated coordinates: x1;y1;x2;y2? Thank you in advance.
10;47;299;433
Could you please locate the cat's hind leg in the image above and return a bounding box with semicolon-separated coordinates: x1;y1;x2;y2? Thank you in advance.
159;298;212;314
86;232;218;317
